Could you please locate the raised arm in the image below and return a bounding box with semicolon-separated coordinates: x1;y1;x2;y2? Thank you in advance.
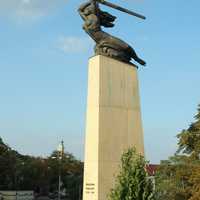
78;2;91;20
78;0;100;21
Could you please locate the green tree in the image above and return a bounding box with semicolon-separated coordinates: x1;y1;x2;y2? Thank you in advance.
188;163;200;200
155;104;200;200
0;137;83;199
177;104;200;159
155;156;193;200
0;137;20;190
47;150;83;199
108;148;154;200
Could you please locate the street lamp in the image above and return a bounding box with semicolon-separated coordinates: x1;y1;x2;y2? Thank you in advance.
57;141;64;200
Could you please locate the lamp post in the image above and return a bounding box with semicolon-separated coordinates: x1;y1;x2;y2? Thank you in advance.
57;140;64;200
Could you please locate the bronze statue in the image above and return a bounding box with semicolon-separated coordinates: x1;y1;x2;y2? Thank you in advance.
78;0;146;66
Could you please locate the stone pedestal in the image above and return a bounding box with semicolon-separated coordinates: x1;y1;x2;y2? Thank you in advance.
83;55;144;200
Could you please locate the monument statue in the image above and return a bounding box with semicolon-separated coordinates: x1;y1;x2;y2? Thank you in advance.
78;0;146;65
80;2;146;199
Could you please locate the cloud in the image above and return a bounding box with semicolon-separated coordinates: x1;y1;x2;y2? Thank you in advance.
57;36;94;54
0;0;68;20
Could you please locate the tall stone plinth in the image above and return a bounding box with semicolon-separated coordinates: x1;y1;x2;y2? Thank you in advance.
83;55;144;200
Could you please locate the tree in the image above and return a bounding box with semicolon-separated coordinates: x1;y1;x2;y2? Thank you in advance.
0;137;20;190
188;163;200;200
177;104;200;159
155;104;200;200
47;151;83;199
108;148;154;200
0;137;83;199
155;156;193;200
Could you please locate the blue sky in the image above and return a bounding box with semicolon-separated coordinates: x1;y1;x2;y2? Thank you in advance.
0;0;199;163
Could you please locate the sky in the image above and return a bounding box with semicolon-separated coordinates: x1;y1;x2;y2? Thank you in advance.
0;0;199;164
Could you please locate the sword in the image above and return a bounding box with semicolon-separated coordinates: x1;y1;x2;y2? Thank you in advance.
97;0;146;20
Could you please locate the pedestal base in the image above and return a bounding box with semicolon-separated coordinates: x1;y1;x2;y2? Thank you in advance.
83;55;144;200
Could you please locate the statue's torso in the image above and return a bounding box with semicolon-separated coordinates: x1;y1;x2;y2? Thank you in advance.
83;14;100;32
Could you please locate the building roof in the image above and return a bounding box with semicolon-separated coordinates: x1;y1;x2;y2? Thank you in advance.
146;164;159;176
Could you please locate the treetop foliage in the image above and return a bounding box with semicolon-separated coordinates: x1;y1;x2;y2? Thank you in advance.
177;104;200;159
